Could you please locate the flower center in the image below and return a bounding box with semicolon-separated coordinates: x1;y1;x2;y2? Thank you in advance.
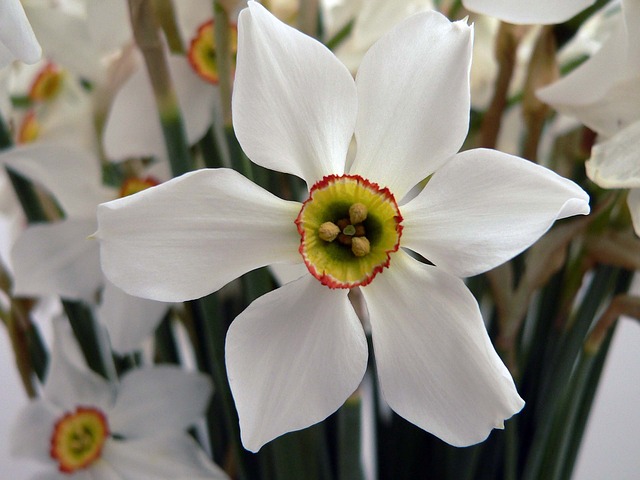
119;176;159;198
17;111;40;144
29;63;64;102
50;407;109;473
187;19;238;85
296;174;403;288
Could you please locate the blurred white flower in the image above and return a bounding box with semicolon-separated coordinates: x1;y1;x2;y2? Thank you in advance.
537;0;639;137
321;0;434;73
1;143;170;353
462;0;596;25
11;319;226;479
586;120;640;235
537;0;640;234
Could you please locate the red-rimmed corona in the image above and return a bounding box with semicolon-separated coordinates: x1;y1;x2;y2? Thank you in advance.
187;19;238;85
29;63;64;102
296;174;403;288
49;407;109;473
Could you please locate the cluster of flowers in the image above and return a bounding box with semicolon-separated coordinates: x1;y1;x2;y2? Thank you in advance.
0;0;637;478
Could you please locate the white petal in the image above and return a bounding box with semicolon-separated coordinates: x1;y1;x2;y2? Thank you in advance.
587;120;640;189
362;252;524;446
333;0;435;71
350;11;472;200
232;1;357;186
97;168;301;302
0;0;41;66
628;189;640;237
11;219;103;301
103;55;215;162
103;436;227;480
10;399;59;463
226;274;368;452
43;319;114;412
98;280;170;354
462;0;595;25
538;20;625;106
401;148;590;278
0;143;110;217
109;366;212;437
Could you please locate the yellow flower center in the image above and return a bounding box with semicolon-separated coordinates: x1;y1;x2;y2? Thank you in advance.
29;63;64;102
119;176;159;198
296;174;403;288
50;407;109;473
187;19;238;84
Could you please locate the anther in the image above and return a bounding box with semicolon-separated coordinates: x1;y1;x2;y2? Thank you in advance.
351;237;371;257
318;222;340;242
349;203;368;225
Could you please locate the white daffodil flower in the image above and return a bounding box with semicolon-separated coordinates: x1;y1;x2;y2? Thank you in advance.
97;3;590;452
537;0;640;138
1;143;170;353
586;119;640;235
462;0;596;25
0;0;41;67
22;0;131;83
11;320;227;479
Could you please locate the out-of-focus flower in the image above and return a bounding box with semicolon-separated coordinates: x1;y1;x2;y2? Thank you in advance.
103;0;226;163
586;120;640;235
0;0;41;67
537;0;638;138
537;0;639;233
96;2;589;452
22;0;131;83
321;0;434;73
11;319;226;479
1;143;170;353
462;0;597;25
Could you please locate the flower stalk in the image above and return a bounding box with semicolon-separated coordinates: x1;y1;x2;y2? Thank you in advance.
128;0;192;176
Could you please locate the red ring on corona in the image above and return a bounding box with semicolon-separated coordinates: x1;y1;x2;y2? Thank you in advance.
295;174;403;289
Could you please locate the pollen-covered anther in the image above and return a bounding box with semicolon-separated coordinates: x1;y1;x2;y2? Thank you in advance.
351;237;370;257
318;221;340;242
349;203;368;224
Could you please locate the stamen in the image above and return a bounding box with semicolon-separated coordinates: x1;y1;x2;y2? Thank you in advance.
352;237;370;257
349;203;368;224
318;222;340;242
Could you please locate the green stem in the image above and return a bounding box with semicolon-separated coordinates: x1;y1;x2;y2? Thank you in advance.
153;311;180;364
63;300;111;379
186;296;248;480
128;0;192;177
338;393;364;480
522;266;619;480
214;1;234;127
